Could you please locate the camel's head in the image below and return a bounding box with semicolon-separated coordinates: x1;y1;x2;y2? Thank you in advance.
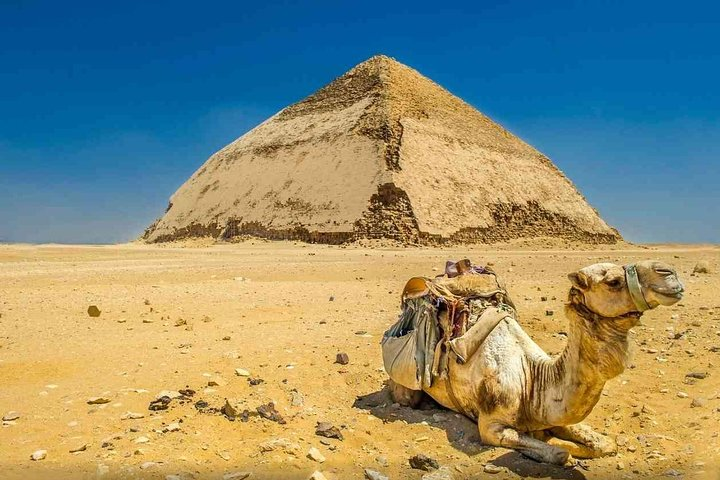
568;260;684;319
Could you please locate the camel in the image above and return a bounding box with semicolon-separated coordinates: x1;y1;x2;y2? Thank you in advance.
388;260;684;465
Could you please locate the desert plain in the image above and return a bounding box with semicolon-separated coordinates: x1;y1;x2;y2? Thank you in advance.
0;240;718;480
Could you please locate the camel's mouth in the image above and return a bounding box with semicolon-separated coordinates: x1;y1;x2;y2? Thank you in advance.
651;287;684;305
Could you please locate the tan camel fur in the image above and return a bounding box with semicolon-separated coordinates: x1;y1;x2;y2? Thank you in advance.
389;260;684;464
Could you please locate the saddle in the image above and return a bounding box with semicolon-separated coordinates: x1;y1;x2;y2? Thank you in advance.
382;259;515;391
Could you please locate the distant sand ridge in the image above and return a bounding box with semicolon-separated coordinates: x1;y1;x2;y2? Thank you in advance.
143;55;620;244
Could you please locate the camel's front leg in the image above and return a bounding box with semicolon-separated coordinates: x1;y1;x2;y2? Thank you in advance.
548;424;617;458
481;422;570;465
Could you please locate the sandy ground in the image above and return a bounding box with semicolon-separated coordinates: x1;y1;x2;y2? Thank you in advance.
0;241;718;480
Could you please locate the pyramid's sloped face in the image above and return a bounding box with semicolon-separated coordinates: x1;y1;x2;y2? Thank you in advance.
145;97;388;243
144;55;620;244
377;61;618;242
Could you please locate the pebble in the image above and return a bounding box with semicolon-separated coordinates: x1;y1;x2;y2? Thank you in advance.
677;392;689;398
422;466;454;480
691;397;707;408
315;422;343;440
222;399;242;418
307;447;326;463
140;461;157;470
335;352;350;365
135;436;150;444
165;422;181;432
31;450;47;461
309;472;329;480
2;412;20;422
256;402;286;424
121;412;145;420
617;462;625;470
87;397;111;405
69;443;88;453
259;438;300;455
664;469;683;477
641;404;656;414
686;372;708;379
483;464;503;474
409;453;439;471
223;473;251;480
375;455;389;467
290;389;304;407
693;261;710;274
235;368;250;377
87;305;101;317
364;469;389;480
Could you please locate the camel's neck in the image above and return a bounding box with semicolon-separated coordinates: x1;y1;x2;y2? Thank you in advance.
528;297;637;426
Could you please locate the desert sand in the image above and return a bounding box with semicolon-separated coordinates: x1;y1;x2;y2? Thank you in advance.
0;241;718;480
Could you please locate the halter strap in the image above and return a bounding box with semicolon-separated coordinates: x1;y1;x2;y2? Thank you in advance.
625;264;650;312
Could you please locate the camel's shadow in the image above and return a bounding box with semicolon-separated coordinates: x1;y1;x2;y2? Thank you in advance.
353;385;587;480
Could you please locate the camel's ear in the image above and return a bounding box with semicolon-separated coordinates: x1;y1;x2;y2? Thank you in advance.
568;271;590;290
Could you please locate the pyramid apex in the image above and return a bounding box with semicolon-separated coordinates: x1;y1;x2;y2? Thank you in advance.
353;54;404;69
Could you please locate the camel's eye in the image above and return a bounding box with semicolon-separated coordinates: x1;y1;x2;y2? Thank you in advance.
606;278;623;289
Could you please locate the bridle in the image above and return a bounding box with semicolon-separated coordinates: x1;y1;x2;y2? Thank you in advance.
624;264;650;312
567;263;651;321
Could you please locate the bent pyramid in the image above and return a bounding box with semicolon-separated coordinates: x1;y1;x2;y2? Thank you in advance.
144;55;620;244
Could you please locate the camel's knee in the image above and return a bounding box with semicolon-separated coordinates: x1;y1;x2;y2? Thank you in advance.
387;379;424;408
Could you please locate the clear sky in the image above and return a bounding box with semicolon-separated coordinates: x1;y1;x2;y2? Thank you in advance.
1;1;718;244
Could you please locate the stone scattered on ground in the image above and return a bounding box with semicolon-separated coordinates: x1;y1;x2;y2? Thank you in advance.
2;411;20;422
87;397;111;405
309;472;329;480
30;450;47;461
164;422;181;432
693;261;710;274
69;443;88;453
421;466;454;480
409;453;439;471
483;464;503;474
235;368;251;377
290;389;304;406
149;396;172;411
259;438;300;456
121;412;145;420
335;352;350;365
87;305;101;317
222;399;242;418
691;397;707;408
157;390;183;399
307;447;326;463
256;402;286;424
222;472;251;480
364;469;389;480
315;422;343;440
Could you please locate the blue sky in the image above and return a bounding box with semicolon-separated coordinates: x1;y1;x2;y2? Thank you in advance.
1;0;718;244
